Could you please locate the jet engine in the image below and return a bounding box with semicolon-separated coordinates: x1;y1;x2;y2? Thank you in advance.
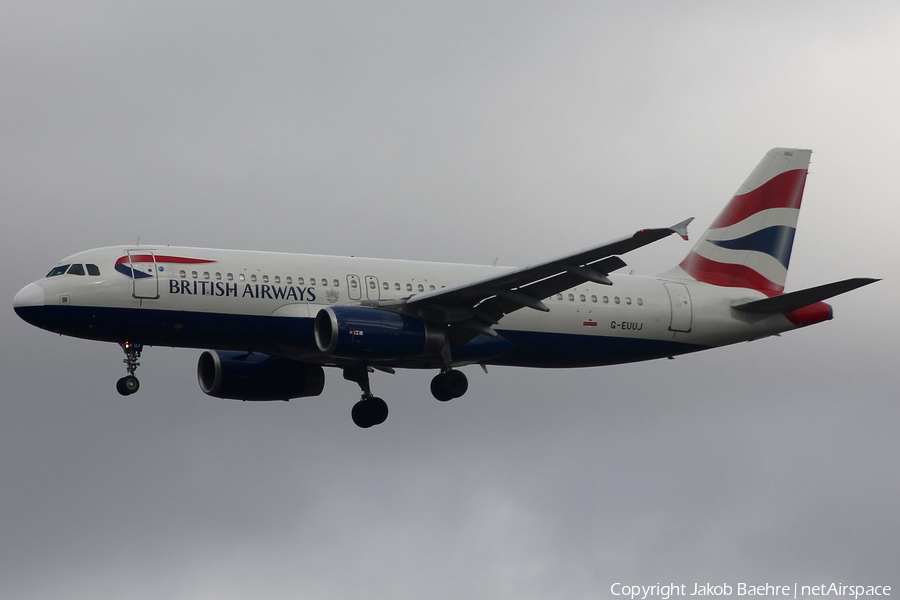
197;350;325;401
314;306;445;359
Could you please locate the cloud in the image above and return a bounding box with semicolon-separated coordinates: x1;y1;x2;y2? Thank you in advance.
2;2;898;598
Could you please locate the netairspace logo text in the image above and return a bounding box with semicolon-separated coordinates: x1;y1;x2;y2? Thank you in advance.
610;583;891;600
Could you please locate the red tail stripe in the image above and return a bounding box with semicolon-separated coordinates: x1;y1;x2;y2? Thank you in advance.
679;252;783;293
711;169;808;229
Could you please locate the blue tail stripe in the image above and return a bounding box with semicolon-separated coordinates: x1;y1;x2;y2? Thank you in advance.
708;226;796;269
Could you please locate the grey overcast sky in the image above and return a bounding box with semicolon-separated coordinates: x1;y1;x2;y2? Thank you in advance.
2;2;898;598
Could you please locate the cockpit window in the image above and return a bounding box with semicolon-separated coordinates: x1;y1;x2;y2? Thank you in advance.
47;265;70;277
86;264;100;276
67;264;86;276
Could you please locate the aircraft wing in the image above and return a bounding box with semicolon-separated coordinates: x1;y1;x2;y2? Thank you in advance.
374;218;693;339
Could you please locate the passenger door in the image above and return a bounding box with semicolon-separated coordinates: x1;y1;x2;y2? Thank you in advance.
664;282;692;333
127;251;159;300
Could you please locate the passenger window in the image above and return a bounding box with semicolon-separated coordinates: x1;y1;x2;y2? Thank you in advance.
239;274;245;282
418;284;424;292
637;298;643;306
429;285;435;291
321;278;327;287
298;277;305;285
286;276;292;284
382;282;389;290
603;296;609;304
215;272;222;280
251;274;257;282
192;271;198;279
262;275;268;283
556;294;563;301
567;293;574;302
625;297;632;305
86;264;100;276
591;295;597;303
350;279;358;289
227;273;234;281
180;270;186;278
614;296;620;304
274;276;281;284
580;294;586;302
394;283;401;291
46;265;70;277
333;279;339;287
369;281;376;290
406;283;413;292
67;264;86;276
204;272;210;280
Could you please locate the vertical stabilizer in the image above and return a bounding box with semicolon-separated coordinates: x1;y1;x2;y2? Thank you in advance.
663;148;811;293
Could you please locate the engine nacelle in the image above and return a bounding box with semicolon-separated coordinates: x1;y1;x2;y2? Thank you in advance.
197;350;325;401
314;306;445;359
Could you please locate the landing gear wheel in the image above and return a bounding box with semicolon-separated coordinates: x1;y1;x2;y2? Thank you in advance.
431;376;454;402
445;370;468;398
368;397;388;426
351;397;389;428
351;401;371;428
116;375;140;396
431;370;468;402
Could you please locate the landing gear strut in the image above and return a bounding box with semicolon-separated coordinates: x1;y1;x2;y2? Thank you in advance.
431;369;468;402
343;367;388;428
116;341;143;396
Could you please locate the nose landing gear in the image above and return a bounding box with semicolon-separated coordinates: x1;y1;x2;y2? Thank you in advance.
116;341;143;396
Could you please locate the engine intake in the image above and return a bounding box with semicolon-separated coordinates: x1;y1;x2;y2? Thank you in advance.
197;350;325;401
314;306;445;359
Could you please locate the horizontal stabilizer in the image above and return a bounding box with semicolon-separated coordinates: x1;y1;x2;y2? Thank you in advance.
731;278;879;314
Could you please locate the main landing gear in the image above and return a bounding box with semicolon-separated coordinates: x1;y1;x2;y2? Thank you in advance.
343;367;389;429
116;341;143;396
430;369;468;402
343;366;470;428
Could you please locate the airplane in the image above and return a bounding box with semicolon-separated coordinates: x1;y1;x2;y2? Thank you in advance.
14;148;877;428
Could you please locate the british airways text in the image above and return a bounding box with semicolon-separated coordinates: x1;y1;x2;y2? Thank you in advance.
168;280;317;301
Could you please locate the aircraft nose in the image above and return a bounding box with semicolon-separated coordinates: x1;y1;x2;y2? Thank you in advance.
14;282;44;310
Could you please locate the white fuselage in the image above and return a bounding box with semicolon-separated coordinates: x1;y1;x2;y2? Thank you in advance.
15;244;795;369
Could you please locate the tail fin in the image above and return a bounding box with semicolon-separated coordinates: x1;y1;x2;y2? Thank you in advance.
664;148;812;293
